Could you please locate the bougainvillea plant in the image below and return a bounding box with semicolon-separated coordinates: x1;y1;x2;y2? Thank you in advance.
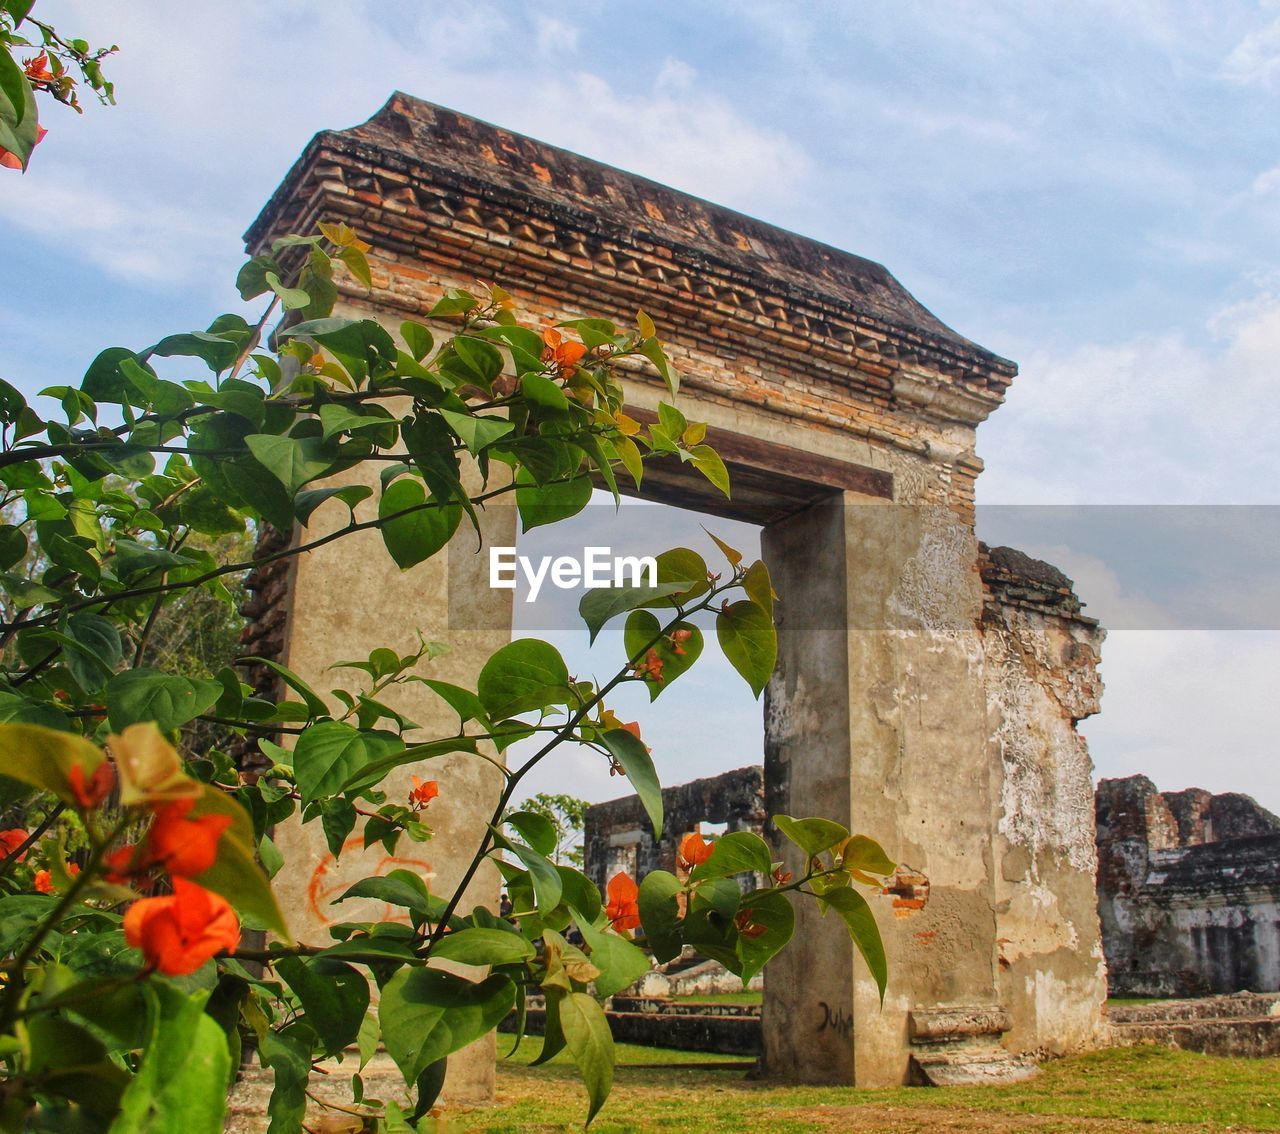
0;13;895;1133
0;1;115;171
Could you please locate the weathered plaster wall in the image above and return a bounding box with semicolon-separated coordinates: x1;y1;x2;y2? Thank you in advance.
1097;775;1280;997
980;544;1108;1055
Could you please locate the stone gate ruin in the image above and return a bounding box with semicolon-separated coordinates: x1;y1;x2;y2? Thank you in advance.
244;94;1108;1095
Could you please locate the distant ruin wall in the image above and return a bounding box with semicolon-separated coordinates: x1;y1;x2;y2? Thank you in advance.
1096;775;1280;997
583;765;765;894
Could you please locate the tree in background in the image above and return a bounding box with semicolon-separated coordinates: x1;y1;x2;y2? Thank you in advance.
522;792;590;867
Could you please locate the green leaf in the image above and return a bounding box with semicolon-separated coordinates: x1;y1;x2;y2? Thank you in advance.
574;916;651;999
521;372;571;416
235;254;282;300
449;336;505;388
264;270;311;310
690;831;773;883
245;434;333;497
106;669;222;732
578;583;688;645
505;839;564;914
560;991;614;1124
337;735;476;795
0;49;28;127
689;444;730;497
418;679;488;726
258;1029;310;1134
430;927;536;967
773;815;850;857
400;320;434;361
716;599;777;698
379;969;515;1083
317;402;394;441
275;956;370;1055
735;889;795;984
378;478;461;570
476;639;571;720
294;483;372;523
515;468;592;532
291;721;404;804
0;692;68;731
334;869;441;923
108;984;229;1134
623;610;703;699
439;406;515;455
819;886;888;1002
598;729;662;838
0;523;26;569
840;834;896;876
240;656;330;719
743;560;774;616
0;61;37;171
637;337;677;396
281;318;397;383
0;723;103;805
505;810;557;858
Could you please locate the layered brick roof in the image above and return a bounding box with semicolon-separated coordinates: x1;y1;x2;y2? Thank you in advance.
246;94;1016;399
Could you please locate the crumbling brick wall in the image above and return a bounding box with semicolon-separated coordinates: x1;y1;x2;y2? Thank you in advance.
1096;775;1280;996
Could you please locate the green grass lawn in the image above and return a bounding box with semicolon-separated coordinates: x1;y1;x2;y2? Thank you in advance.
670;989;763;1006
446;1042;1280;1132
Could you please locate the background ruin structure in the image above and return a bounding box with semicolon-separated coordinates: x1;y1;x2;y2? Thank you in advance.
1096;775;1280;998
244;94;1109;1094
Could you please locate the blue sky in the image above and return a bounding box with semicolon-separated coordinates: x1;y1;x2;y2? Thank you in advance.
4;2;1280;807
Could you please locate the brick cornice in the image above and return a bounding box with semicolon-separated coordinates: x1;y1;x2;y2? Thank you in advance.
247;95;1016;432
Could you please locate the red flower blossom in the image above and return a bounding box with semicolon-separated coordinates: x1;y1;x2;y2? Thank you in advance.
123;878;240;975
772;866;794;886
605;872;641;932
68;761;116;811
541;328;586;378
669;628;693;656
143;799;232;878
0;828;28;862
679;831;714;868
103;844;144;884
409;777;439;810
33;864;79;894
735;909;768;939
636;649;665;683
23;53;55;85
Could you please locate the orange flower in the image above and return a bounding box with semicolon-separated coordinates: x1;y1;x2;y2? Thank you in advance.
636;649;665;683
409;777;439;810
143;799;232;878
123;878;240;975
103;844;144;884
0;828;28;862
541;328;586;378
33;864;78;894
23;53;55;85
772;866;794;886
679;831;714;868
669;628;693;656
605;871;641;932
68;761;116;811
735;909;768;939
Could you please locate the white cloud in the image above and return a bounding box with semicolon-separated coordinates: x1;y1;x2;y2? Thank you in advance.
1222;16;1280;86
977;290;1280;505
1087;630;1280;811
